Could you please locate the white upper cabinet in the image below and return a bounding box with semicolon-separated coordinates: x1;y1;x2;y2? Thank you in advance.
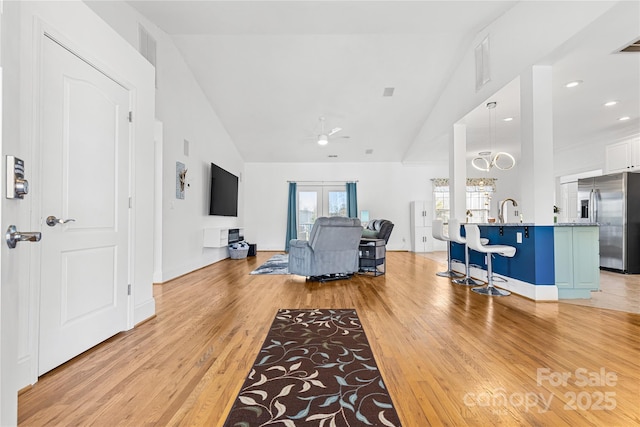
605;138;640;173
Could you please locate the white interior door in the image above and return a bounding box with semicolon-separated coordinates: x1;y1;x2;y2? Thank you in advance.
38;35;130;375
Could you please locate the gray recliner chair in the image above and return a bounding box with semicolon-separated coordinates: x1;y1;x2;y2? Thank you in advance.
288;217;363;281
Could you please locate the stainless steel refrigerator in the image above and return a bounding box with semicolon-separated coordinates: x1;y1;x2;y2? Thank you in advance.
577;172;640;273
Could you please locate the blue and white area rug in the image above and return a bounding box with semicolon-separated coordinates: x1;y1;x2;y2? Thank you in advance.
250;254;289;275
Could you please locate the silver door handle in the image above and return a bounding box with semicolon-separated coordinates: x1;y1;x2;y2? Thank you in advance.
46;215;76;227
6;225;41;249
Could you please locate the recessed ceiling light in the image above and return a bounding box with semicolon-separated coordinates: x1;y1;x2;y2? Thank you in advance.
618;116;631;121
565;80;583;88
503;117;513;122
604;101;618;107
383;87;395;97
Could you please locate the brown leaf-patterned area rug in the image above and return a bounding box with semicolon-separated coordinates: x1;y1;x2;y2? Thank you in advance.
223;309;402;426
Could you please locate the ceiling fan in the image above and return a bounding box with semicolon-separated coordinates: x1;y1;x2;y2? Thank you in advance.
313;116;350;145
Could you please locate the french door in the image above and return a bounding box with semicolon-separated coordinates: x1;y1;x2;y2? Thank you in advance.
297;186;347;240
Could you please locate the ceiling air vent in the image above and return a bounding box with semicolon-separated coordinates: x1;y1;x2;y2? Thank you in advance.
475;36;490;90
383;87;395;97
139;24;158;87
619;38;640;52
139;25;157;66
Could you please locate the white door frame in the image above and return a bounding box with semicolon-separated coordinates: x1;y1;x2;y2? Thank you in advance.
0;63;19;427
153;120;163;283
1;1;22;423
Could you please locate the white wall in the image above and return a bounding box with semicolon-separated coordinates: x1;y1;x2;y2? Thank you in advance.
86;2;245;282
155;32;244;281
244;162;448;251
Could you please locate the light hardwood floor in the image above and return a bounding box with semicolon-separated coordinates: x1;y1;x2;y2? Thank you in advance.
420;251;640;314
18;252;640;426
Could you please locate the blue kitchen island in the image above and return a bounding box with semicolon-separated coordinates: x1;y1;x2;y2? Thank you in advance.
449;223;599;301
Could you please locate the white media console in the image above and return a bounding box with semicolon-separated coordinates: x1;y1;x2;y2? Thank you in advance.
203;227;244;248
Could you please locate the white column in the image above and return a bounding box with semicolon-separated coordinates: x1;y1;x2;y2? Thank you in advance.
450;123;467;222
520;65;555;224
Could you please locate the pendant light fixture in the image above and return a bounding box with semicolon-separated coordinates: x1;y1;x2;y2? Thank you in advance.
471;101;516;172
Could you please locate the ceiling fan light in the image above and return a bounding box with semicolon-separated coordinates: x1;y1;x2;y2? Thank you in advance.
317;135;329;145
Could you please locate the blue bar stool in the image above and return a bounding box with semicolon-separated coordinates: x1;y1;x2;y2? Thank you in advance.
432;220;463;278
449;218;488;286
464;224;516;296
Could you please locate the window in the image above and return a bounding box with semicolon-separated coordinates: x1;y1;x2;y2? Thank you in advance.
432;178;496;223
433;179;450;222
297;185;347;240
466;181;494;223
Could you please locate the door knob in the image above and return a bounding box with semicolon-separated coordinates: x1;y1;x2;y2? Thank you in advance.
46;216;76;227
6;225;41;249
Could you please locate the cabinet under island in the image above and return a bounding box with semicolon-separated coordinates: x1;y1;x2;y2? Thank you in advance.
449;223;599;301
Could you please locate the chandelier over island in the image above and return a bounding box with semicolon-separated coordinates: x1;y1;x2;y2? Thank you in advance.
471;101;516;172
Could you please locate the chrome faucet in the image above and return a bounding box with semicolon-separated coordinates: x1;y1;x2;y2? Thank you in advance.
498;198;518;223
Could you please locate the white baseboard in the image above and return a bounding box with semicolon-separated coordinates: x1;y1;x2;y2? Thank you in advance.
134;297;156;325
452;261;558;301
152;270;163;283
160;254;227;283
17;355;36;389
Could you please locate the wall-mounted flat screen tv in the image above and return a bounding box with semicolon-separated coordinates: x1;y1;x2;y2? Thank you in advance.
209;163;238;217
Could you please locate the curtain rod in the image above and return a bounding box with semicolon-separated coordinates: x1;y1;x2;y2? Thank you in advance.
287;180;358;183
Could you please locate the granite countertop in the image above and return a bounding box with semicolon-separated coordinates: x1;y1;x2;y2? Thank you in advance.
474;222;598;227
476;222;535;226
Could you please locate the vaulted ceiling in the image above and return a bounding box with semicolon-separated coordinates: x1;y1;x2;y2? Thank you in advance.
127;1;640;164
